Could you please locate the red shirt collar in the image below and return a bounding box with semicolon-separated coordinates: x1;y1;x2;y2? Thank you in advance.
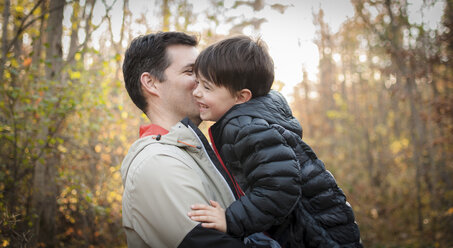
139;124;169;138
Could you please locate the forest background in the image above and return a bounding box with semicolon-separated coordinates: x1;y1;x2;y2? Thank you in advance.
0;0;452;247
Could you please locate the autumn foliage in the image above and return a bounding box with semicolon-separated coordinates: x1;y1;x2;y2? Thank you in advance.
0;0;452;247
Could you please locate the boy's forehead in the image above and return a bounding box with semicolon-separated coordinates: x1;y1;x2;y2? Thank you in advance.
196;73;211;83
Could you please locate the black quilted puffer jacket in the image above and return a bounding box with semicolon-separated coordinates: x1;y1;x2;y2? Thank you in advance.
209;90;362;248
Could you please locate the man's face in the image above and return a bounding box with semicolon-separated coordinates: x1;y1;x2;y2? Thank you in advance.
158;45;201;125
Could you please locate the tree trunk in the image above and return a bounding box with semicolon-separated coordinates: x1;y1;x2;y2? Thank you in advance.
301;69;311;136
162;0;170;31
0;0;10;81
32;153;60;246
44;0;64;80
67;1;80;61
406;75;425;232
32;15;46;69
32;0;65;246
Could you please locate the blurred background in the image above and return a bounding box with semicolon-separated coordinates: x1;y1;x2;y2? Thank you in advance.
0;0;452;247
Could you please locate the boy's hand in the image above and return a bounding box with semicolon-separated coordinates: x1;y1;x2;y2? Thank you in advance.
188;200;227;233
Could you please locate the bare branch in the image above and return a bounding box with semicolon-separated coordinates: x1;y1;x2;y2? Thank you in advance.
4;0;46;55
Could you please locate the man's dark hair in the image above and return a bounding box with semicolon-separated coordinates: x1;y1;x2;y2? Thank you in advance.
122;32;198;113
194;35;274;98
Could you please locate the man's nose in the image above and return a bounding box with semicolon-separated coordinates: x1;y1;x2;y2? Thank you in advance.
193;84;201;97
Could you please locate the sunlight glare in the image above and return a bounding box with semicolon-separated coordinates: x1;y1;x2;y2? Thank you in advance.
359;54;367;62
333;53;341;63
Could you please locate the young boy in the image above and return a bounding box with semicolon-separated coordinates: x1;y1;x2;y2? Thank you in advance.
188;36;362;247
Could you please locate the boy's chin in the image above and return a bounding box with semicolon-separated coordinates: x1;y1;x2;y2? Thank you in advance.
200;116;215;122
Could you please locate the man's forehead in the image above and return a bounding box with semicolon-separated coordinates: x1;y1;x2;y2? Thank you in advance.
166;45;198;66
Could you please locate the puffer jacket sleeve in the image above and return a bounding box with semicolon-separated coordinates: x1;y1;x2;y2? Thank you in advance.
296;140;362;247
222;117;302;237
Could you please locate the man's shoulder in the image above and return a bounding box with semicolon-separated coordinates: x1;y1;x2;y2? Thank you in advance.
129;141;193;170
141;140;187;157
128;134;190;159
121;137;197;185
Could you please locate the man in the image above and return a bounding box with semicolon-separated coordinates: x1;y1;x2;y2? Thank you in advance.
120;32;248;247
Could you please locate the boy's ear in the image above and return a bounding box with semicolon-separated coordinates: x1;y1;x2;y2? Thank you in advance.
235;89;252;104
140;72;159;96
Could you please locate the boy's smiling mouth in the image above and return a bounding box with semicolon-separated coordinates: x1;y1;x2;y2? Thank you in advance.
197;102;209;111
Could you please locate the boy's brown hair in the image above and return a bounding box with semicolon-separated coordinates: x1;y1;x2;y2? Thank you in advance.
194;35;274;98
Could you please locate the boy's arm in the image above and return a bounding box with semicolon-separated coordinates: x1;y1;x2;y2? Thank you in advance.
222;122;302;237
128;154;246;247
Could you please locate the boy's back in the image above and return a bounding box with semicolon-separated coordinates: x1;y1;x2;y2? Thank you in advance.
209;90;362;247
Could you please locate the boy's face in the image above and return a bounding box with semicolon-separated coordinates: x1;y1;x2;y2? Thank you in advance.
192;75;239;122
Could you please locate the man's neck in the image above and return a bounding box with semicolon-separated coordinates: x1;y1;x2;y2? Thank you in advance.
146;110;201;129
148;116;202;130
145;106;181;130
147;116;178;131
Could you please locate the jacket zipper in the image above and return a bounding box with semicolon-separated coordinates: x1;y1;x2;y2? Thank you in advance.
208;127;245;197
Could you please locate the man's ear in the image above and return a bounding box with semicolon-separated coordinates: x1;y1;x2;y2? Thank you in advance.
140;72;159;96
235;89;252;104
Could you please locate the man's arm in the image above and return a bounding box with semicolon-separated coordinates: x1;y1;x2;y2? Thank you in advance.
129;153;245;247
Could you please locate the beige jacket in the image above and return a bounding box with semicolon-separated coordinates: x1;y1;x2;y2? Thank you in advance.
121;120;238;247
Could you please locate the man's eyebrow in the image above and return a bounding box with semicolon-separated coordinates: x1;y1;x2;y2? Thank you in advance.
181;63;194;71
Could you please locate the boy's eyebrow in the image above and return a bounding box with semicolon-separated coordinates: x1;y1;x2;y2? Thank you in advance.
199;78;211;85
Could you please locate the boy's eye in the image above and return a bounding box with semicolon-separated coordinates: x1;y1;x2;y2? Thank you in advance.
201;83;210;90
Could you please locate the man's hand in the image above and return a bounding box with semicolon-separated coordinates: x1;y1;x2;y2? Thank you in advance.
188;200;227;233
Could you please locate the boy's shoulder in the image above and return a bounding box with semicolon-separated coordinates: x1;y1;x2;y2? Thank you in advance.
224;114;270;128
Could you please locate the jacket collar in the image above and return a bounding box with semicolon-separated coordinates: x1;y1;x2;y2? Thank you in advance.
211;90;303;140
139;124;169;138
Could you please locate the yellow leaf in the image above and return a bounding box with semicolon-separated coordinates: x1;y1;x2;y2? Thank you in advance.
69;71;81;80
15;6;24;13
2;240;10;247
11;58;18;67
141;113;148;121
95;144;102;153
447;207;453;216
75;53;81;61
115;54;121;62
57;145;67;153
390;138;409;154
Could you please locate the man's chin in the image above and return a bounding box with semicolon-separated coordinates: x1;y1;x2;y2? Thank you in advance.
188;116;202;126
